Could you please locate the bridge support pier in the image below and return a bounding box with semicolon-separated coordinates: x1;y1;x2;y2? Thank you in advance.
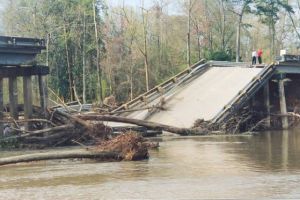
0;66;49;131
23;76;33;130
39;75;49;121
0;78;3;134
9;76;18;120
264;82;271;128
278;78;289;129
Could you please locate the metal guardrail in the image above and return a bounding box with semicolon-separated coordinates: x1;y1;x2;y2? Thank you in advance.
212;63;276;123
112;59;208;114
209;61;252;68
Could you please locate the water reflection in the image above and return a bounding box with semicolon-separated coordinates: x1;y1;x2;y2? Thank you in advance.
0;130;300;199
230;129;300;171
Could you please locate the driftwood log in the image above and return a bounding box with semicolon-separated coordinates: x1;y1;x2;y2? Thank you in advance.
0;132;149;166
77;115;208;135
0;149;119;166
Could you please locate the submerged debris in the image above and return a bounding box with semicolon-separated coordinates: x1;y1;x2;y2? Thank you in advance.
0;131;152;166
93;132;149;161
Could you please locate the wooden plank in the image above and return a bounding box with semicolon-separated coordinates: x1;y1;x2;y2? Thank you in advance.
23;76;33;130
0;65;49;77
0;77;3;134
38;75;49;119
9;76;18;119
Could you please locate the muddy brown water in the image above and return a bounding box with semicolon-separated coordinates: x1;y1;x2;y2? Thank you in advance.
1;130;300;199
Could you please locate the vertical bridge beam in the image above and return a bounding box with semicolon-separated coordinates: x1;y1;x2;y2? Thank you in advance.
23;75;33;130
278;77;288;129
0;78;3;134
38;75;49;119
263;81;271;128
9;76;18;119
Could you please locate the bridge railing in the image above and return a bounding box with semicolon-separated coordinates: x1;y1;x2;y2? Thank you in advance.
212;63;276;123
112;59;208;114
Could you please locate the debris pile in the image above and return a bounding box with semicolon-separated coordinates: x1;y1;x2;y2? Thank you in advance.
93;132;149;161
0;131;150;166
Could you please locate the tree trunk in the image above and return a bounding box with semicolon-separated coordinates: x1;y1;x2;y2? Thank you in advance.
187;0;191;66
82;12;87;104
220;0;226;50
141;4;149;92
63;22;74;101
77;115;208;135
197;32;201;60
93;0;103;102
236;15;242;62
0;149;120;166
271;23;275;60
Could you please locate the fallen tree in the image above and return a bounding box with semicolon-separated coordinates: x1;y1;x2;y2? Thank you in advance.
0;149;119;166
0;132;149;166
77;114;209;136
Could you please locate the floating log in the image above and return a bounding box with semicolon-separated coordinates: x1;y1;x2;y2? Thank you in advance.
0;149;119;166
0;132;149;166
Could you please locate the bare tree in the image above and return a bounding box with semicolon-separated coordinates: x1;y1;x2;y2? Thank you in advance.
82;11;87;104
93;0;103;102
141;2;150;92
226;0;252;62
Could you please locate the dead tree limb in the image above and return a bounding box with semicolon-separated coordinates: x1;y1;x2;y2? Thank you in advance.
23;130;78;144
54;110;92;131
0;149;119;166
1;124;75;141
77;115;208;135
107;105;164;115
0;119;57;127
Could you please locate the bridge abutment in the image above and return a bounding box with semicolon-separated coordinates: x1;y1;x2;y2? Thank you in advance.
0;36;48;132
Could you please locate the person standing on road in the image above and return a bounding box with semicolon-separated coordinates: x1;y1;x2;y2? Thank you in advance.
252;50;257;65
257;48;263;64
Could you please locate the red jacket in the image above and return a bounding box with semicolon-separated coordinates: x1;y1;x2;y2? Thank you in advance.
257;49;263;57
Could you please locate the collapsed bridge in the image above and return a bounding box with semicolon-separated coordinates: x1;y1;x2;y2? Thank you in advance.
111;57;297;131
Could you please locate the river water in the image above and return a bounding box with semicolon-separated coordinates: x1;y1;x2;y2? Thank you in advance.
1;130;300;199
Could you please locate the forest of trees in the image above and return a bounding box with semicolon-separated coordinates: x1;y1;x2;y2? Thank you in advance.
0;0;299;104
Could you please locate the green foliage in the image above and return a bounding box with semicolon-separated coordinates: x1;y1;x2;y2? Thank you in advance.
0;136;19;149
0;0;296;104
206;50;235;61
255;0;294;23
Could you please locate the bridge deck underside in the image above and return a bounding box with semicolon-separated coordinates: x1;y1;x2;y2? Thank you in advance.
123;67;263;128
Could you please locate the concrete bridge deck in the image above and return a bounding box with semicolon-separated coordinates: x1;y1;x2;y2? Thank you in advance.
145;67;263;127
111;61;277;128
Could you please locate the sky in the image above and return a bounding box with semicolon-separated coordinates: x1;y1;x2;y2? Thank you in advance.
108;0;182;15
108;0;159;9
0;0;181;34
0;1;4;34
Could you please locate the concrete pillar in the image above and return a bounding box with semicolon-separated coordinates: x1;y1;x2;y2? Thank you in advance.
9;76;18;119
0;78;3;134
281;130;289;169
278;79;288;129
38;75;49;119
263;82;271;128
23;76;33;130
